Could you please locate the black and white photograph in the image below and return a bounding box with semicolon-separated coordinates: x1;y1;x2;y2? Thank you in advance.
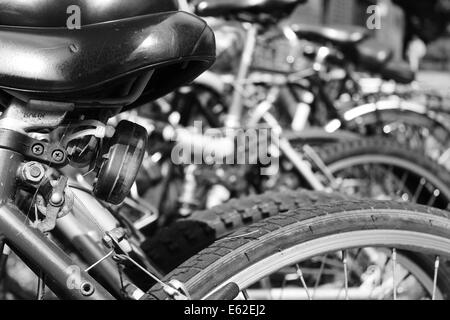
0;0;450;307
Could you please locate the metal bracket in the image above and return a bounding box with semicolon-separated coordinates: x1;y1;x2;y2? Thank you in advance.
36;176;69;233
0;98;69;166
0;99;70;133
0;128;68;167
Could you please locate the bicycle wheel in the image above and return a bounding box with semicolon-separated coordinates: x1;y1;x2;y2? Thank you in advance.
143;137;450;275
146;200;450;300
142;190;352;274
309;138;450;210
341;109;450;169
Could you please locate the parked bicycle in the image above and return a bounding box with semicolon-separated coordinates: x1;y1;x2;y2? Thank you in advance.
1;0;450;302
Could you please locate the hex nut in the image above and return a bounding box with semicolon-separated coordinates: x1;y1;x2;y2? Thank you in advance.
22;162;45;183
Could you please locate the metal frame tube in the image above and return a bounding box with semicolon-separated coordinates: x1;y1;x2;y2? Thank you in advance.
0;204;114;300
58;212;129;298
226;23;259;128
70;187;119;234
0;149;22;201
0;147;113;299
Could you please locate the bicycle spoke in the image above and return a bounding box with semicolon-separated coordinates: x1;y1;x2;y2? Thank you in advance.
342;250;349;300
392;248;397;300
242;289;250;300
380;271;411;300
384;165;394;181
396;171;410;197
432;256;440;300
278;277;287;300
412;178;426;203
313;255;327;299
427;189;440;207
295;264;312;300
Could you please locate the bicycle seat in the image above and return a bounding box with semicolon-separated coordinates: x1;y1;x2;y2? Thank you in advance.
380;61;415;84
356;39;394;71
0;11;216;106
291;24;370;46
195;0;306;18
0;0;178;27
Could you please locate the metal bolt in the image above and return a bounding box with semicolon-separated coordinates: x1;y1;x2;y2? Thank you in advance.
32;144;44;156
50;192;64;206
22;162;45;183
52;150;64;162
29;166;41;178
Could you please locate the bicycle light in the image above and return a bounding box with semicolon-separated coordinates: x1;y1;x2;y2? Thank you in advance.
93;120;148;205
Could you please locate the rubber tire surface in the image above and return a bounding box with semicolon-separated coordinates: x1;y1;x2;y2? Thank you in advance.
141;190;351;274
145;199;450;300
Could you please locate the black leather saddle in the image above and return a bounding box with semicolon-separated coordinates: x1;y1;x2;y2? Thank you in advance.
380;61;415;84
355;39;414;83
291;23;414;84
0;0;178;27
0;0;216;107
291;24;370;47
195;0;306;19
356;39;393;71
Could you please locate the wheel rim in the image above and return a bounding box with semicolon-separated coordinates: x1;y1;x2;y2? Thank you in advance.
201;229;450;300
347;110;450;166
326;154;450;210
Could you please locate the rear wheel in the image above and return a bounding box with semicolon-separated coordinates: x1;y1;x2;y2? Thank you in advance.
142;190;351;274
143;138;450;274
146;200;450;300
311;138;450;210
343;109;450;169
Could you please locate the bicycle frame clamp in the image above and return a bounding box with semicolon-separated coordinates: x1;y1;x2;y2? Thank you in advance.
0;128;68;167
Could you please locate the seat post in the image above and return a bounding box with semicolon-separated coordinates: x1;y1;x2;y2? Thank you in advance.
225;23;259;128
178;0;191;12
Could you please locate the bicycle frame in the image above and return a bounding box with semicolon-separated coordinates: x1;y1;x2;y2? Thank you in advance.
57;186;142;298
208;20;328;191
0;157;113;299
0;103;116;299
